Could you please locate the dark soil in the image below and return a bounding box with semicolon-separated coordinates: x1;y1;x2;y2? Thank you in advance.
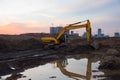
0;34;120;71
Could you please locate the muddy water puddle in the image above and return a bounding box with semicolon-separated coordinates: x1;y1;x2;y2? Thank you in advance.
0;54;120;80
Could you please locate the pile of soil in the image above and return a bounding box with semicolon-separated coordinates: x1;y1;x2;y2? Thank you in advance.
99;56;120;70
0;38;43;52
0;34;45;52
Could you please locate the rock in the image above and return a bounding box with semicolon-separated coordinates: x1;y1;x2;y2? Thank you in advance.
5;73;23;80
104;74;120;80
49;76;56;78
106;49;119;56
90;40;100;50
92;70;99;72
99;56;120;70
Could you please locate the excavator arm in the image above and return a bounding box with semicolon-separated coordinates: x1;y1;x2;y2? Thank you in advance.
56;20;91;43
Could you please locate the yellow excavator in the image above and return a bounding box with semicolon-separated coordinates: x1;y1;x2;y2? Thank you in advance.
41;20;91;45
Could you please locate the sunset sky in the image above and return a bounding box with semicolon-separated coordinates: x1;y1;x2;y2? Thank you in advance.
0;0;120;36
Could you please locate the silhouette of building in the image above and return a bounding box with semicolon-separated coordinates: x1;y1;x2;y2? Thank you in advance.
98;28;101;35
50;27;56;34
97;28;104;38
82;32;86;39
50;26;69;35
114;32;119;37
71;31;74;35
92;28;110;38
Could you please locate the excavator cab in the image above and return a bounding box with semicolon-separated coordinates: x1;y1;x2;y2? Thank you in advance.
59;34;68;43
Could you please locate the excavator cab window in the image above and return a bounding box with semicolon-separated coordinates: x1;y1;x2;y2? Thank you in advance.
59;34;68;43
59;34;66;43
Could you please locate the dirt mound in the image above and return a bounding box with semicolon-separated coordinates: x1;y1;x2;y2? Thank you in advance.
99;56;120;70
106;49;119;56
0;38;12;52
0;38;43;52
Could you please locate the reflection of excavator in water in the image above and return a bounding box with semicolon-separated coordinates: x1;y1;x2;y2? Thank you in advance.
41;20;91;45
56;58;92;80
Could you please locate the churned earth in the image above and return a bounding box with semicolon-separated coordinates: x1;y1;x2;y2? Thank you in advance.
0;33;120;80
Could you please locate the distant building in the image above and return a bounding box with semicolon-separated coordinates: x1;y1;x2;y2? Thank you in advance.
104;35;109;38
97;28;104;38
55;26;63;34
93;28;105;38
50;27;56;34
93;34;98;38
92;28;110;38
82;32;86;39
70;31;74;35
101;34;104;37
68;33;80;40
74;33;79;37
114;32;119;37
65;30;69;35
50;26;69;35
98;28;101;35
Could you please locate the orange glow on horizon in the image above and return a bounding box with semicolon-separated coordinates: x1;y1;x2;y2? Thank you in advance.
0;22;50;34
0;25;24;34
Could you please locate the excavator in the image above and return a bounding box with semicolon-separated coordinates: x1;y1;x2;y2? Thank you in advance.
41;20;91;45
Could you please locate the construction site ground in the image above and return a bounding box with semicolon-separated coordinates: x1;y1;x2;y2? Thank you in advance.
0;34;120;80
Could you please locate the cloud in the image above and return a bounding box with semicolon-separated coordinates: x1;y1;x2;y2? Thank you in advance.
0;0;119;35
0;0;118;22
50;0;116;14
0;11;55;25
0;22;50;34
0;0;115;16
